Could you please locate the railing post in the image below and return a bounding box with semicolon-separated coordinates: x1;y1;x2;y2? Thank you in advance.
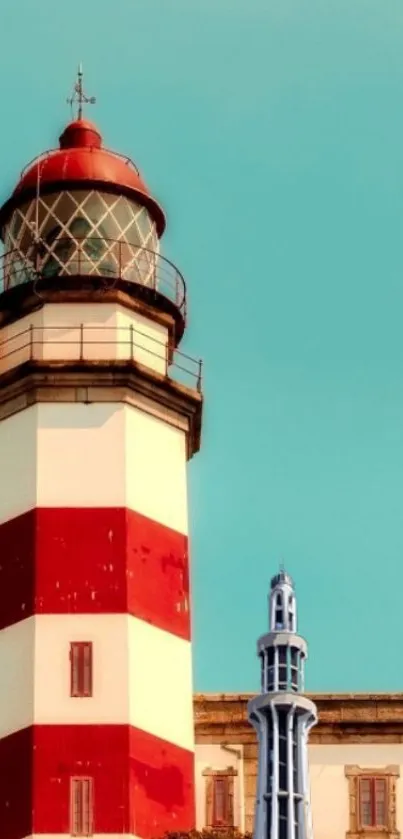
130;323;134;361
79;323;84;360
197;359;203;392
119;240;123;280
29;323;34;361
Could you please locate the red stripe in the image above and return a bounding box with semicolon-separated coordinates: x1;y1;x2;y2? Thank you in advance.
0;724;194;839
0;508;190;639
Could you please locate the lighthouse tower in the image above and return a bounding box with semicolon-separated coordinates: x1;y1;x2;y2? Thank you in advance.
0;72;202;839
248;570;317;839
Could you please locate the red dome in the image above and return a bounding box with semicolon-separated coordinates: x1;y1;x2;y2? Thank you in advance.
0;118;166;236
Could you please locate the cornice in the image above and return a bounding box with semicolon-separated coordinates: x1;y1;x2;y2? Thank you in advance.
0;358;203;458
194;693;403;744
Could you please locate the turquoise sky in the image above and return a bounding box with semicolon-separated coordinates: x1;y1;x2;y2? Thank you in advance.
3;0;403;693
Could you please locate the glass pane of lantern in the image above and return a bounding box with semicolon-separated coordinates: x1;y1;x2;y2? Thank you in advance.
135;207;153;241
98;211;120;241
70;190;92;210
113;197;136;232
125;219;142;248
52;192;79;225
69;216;90;237
79;191;107;224
9;208;25;241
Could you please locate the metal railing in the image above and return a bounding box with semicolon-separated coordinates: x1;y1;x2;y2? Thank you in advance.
0;240;187;320
0;323;203;392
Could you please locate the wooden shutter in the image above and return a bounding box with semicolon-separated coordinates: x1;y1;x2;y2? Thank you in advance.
205;774;214;827
204;768;237;829
82;643;93;696
226;774;234;827
213;776;227;826
212;775;235;828
70;643;80;697
71;777;93;836
70;642;93;698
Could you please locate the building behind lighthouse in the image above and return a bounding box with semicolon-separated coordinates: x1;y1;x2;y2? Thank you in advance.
0;72;202;839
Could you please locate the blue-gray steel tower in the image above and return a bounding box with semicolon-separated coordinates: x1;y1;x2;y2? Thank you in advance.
248;570;317;839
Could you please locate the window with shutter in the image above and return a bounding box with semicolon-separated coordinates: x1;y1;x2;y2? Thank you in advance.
358;777;387;828
70;777;93;836
203;767;237;830
345;764;399;837
70;642;93;698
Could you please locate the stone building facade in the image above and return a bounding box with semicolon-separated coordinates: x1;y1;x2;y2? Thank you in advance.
194;692;403;839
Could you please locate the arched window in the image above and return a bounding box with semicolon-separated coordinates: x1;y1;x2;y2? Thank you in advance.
275;592;283;628
288;595;295;630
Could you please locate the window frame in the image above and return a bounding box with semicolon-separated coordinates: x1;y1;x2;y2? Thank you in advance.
358;776;387;829
203;766;237;830
345;764;400;839
70;641;93;698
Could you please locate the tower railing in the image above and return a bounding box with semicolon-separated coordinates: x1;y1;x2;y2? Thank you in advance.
0;241;187;321
0;323;202;392
20;146;141;178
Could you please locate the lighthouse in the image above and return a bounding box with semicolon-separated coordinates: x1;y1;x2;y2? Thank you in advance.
248;570;317;839
0;71;202;839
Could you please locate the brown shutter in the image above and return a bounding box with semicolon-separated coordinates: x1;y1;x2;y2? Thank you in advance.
82;777;93;835
70;643;80;697
70;642;93;698
72;778;80;835
71;777;93;836
226;774;234;827
205;774;214;827
83;643;93;697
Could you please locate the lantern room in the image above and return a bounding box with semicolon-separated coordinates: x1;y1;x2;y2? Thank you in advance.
0;103;186;342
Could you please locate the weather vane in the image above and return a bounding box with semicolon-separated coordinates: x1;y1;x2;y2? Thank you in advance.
67;63;96;120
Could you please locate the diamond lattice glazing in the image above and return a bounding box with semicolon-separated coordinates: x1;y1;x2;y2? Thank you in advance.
4;190;159;289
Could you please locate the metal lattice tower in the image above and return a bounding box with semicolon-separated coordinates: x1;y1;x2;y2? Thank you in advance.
248;570;317;839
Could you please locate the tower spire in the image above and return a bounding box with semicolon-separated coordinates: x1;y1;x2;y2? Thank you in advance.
67;63;96;120
248;569;317;839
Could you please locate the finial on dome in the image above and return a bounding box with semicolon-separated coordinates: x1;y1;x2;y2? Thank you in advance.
67;63;96;121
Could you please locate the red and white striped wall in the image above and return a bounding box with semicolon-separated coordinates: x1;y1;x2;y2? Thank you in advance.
0;398;195;839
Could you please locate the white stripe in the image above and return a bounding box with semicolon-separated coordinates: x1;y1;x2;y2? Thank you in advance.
128;614;194;751
0;401;188;534
0;614;194;752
